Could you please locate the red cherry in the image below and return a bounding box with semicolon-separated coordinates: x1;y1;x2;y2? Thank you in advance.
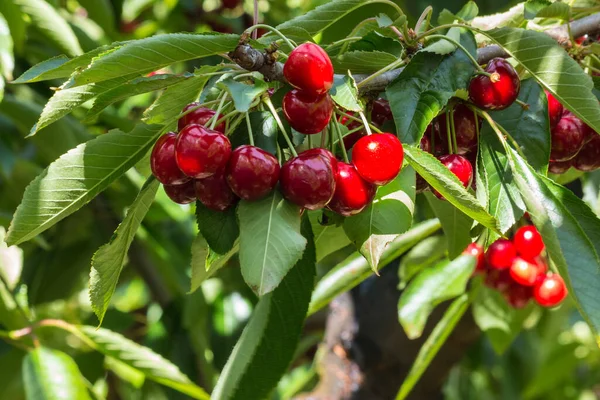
513;225;544;260
433;155;473;199
328;162;376;217
504;282;533;309
420;133;431;153
485;269;512;293
545;91;563;129
468;58;521;110
150;132;190;185
534;273;568;307
463;243;485;273
280;150;337;210
371;99;393;126
352;133;404;186
550;115;585;161
574;135;600;172
437;104;481;155
283;90;333;134
195;173;237;211
509;257;542;286
164;181;197;204
176;124;232;179
531;256;548;275
486;239;517;270
177;103;225;132
548;159;573;174
283;43;334;95
301;148;338;173
226;145;280;201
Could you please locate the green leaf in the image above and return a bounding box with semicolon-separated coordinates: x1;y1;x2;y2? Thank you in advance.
190;236;240;293
14;0;83;57
77;0;116;34
90;178;159;325
348;31;403;56
524;0;570;20
196;202;239;255
332;50;397;74
481;27;600;135
309;211;350;261
229;111;278;155
344;166;415;271
422;27;462;56
237;191;307;295
23;347;91;400
0;227;23;290
73;33;238;86
0;12;14;80
456;1;479;20
425;193;472;259
212;217;316;400
397;254;475;339
387;29;476;145
404;146;499;233
376;13;394;27
0;1;25;53
80;326;210;399
330;73;362;112
395;294;470;400
399;235;447;286
6;124;163;246
217;76;268;112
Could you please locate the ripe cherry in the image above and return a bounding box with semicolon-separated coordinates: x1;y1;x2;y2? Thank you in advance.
150;132;190;185
486;239;517;269
505;282;533;309
468;58;521;110
433;155;473;199
485;269;512;293
533;273;568;307
548;159;573;174
328;162;376;217
371;99;393;127
513;225;544;260
176;124;232;179
178;103;225;132
352;133;404;186
283;43;334;95
280;150;337;210
283;90;333;134
437;104;481;155
164;180;197;204
545;91;563;129
550;115;585;161
510;257;542;286
574;135;600;172
226;145;280;201
302;148;338;173
464;243;485;274
195;174;237;211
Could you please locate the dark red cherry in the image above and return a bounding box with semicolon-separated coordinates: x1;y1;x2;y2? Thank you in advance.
301;148;338;173
510;257;542;286
150;132;190;185
339;113;366;149
195;173;237;211
177;103;225;132
545;91;563;129
485;269;512;293
534;273;568;307
550;115;584;161
283;43;334;95
176;124;232;179
513;225;544;260
574;135;600;172
464;243;485;274
371;99;393;126
433;155;473;199
280;150;336;210
221;0;240;9
437;104;481;155
486;239;517;270
164;181;197;204
283;90;333;134
548;159;573;174
226;145;280;201
352;133;404;186
505;282;533;309
328;162;376;217
468;58;521;110
420;133;431;153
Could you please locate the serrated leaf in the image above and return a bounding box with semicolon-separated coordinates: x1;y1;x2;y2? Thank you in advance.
376;13;394;27
309;211;350;261
0;12;14;81
217;76;268;112
212;217;315;400
0;2;25;53
6;124;163;246
79;326;210;399
23;347;91;400
348;31;403;56
344;166;415;271
425;192;472;259
471;3;525;30
229;111;278;155
14;0;82;57
332;50;397;74
525;0;570;20
90;178;159;325
456;1;479;20
399;235;447;286
330;73;362;112
72;33;238;86
387;29;476;145
397;254;475;339
481;27;600;135
422;27;462;55
196;202;238;255
237;191;307;295
190;236;240;293
404;146;499;233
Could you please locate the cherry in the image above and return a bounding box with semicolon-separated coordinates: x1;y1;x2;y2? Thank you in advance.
433;155;473;199
513;225;544;260
164;180;197;204
352;133;404;186
468;58;521;110
150;132;190;185
464;243;485;274
486;239;517;270
574;135;600;172
328;162;376;217
221;0;240;9
371;99;393;127
437;104;481;155
280;150;337;210
339;113;366;149
178;103;225;132
485;269;512;293
510;257;542;286
195;173;237;211
545;91;563;129
226;145;280;201
283;43;334;95
283;90;333;134
550;115;585;161
420;133;431;153
504;282;533;309
302;148;338;173
533;273;568;307
176;124;232;179
548;159;573;174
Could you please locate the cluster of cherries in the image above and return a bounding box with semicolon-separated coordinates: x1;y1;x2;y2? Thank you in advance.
464;225;568;309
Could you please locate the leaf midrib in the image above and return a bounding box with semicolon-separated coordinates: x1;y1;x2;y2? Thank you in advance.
259;194;277;294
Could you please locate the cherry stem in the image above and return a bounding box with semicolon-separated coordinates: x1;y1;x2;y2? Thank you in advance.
176;99;221;122
426;34;486;73
244;24;297;49
336;110;382;133
358;111;373;135
445;109;454;154
474;107;527;159
515;99;530;110
321;126;328;148
209;93;228;130
414;6;433;37
308;135;313;149
252;0;259;40
449;107;459;154
356;57;406;89
264;97;298;157
245;113;255;146
331;120;350;163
